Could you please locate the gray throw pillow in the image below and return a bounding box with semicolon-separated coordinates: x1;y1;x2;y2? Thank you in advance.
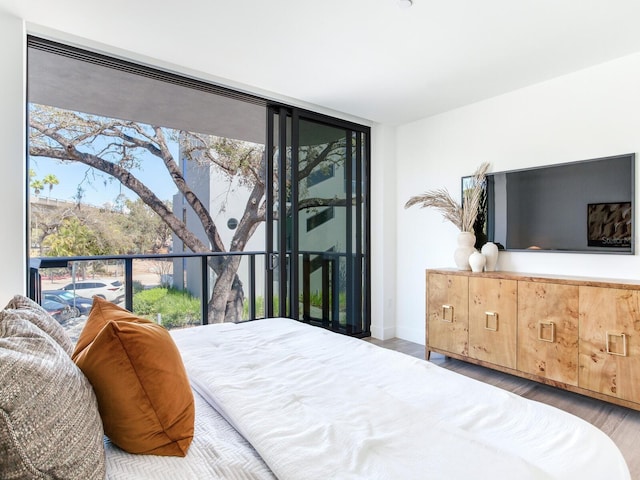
0;312;105;479
4;294;74;356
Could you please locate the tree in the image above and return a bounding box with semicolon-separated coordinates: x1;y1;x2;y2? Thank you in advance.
44;216;104;257
29;104;347;323
30;179;44;196
82;208;132;255
42;173;60;198
120;198;172;253
30;203;75;256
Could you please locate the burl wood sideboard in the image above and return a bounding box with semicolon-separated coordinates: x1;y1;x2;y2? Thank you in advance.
426;268;640;410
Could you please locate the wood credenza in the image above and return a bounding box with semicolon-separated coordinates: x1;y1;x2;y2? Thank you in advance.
426;268;640;411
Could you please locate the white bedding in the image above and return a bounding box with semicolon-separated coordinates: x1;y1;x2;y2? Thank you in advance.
104;388;276;480
172;317;631;480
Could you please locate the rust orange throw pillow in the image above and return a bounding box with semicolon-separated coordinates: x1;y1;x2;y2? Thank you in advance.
72;297;194;456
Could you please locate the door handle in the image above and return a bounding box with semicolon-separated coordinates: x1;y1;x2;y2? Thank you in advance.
268;253;279;270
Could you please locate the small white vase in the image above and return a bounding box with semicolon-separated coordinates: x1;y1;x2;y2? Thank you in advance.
481;242;499;272
469;251;486;273
454;232;476;270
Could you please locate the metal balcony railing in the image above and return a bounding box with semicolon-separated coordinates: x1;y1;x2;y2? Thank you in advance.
30;251;267;326
28;250;366;335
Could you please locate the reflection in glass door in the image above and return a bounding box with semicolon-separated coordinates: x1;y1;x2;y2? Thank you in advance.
267;107;370;336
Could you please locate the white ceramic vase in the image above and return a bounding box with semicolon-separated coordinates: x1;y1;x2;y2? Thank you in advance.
468;251;486;273
453;232;476;270
481;241;499;271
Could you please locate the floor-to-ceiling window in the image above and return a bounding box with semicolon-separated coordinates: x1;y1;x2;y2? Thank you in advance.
27;37;370;336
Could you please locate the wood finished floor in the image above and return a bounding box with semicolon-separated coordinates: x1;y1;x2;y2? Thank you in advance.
365;337;640;480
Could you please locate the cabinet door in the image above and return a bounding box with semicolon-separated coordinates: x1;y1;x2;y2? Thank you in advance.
517;281;579;385
426;272;468;356
469;277;517;369
579;286;640;403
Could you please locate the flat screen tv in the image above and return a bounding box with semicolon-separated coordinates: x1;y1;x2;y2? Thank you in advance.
464;153;635;254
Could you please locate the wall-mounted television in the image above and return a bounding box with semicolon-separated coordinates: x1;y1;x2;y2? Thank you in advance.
464;153;635;254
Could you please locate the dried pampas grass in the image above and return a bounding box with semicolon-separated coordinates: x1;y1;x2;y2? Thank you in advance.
405;162;490;233
404;187;464;231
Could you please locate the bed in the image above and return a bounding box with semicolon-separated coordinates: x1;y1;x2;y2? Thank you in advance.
104;317;630;480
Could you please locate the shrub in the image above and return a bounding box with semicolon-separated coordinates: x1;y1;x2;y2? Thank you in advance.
133;287;199;329
133;287;168;316
157;290;200;329
243;296;279;319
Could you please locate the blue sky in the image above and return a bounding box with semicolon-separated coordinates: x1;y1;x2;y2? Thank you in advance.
29;147;179;207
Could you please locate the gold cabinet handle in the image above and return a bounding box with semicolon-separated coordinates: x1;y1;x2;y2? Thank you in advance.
441;304;454;323
537;321;555;343
484;311;498;331
606;331;627;357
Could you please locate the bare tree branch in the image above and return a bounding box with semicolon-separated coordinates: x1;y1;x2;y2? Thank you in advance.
30;120;210;255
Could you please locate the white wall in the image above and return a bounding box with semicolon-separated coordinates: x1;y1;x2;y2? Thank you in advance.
0;11;26;303
370;124;397;340
396;52;640;344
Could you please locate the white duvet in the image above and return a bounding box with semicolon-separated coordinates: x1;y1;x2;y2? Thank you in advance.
172;318;630;480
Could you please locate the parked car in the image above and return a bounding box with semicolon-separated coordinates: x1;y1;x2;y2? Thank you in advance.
62;279;125;303
42;299;74;323
43;290;94;316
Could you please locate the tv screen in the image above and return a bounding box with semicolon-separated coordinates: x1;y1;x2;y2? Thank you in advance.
465;153;635;254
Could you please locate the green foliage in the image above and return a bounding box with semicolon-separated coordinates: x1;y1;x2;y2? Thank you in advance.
242;296;283;319
29;171;59;197
159;292;201;329
42;173;59;196
242;295;268;319
133;287;200;329
306;291;346;310
35;197;172;257
44;217;106;256
133;287;168;315
30;179;44;195
308;291;323;308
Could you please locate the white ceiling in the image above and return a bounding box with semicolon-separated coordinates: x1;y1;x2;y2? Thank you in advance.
4;0;640;125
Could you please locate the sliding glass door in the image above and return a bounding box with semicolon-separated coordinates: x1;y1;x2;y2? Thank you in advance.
267;107;370;336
